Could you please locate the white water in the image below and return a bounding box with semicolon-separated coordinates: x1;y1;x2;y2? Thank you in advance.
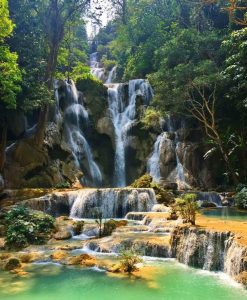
147;116;190;189
90;53;154;187
107;80;153;187
69;188;157;218
147;132;166;183
56;80;102;186
90;52;106;81
106;66;117;84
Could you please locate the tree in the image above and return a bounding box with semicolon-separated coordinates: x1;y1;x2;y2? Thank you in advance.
188;83;239;184
0;0;21;172
34;0;90;146
175;193;199;225
119;249;143;274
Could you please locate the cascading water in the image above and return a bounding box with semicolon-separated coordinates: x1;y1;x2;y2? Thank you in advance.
147;132;167;183
90;52;106;81
147;116;190;189
56;80;102;186
68;188;157;218
106;66;117;84
89;52;154;187
107;80;153;187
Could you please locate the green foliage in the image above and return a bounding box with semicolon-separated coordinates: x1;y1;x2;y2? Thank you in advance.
102;219;127;237
130;174;174;205
0;0;14;42
235;188;247;209
222;28;247;112
119;249;143;274
101;56;116;71
0;0;21;109
175;193;199;225
152;183;175;205
55;181;71;189
76;73;105;94
141;107;162;130
4;206;55;249
130;174;153;188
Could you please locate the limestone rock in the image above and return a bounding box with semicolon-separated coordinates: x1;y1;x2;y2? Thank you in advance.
54;230;72;240
96;117;115;144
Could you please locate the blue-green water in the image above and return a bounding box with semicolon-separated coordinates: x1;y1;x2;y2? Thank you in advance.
201;207;247;221
0;260;247;300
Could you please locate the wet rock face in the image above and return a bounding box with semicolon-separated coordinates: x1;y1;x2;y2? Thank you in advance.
4;123;80;189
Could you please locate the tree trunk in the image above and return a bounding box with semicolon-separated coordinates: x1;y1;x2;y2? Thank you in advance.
0;125;7;173
218;141;239;185
34;43;59;148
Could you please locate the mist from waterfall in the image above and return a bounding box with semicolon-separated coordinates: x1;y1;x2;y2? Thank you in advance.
56;80;102;186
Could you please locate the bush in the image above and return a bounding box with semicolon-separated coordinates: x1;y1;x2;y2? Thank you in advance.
131;174;175;205
76;73;106;94
235;188;247;209
141;107;162;130
131;174;153;188
55;181;70;189
151;183;174;205
101;56;116;71
103;219;127;237
119;249;143;274
5;206;55;249
175;193;199;225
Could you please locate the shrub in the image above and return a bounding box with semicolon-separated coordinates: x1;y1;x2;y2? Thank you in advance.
131;174;153;188
4;206;55;249
76;73;105;94
119;249;143;274
4;257;21;271
235;188;247;209
175;193;199;225
131;174;175;205
151;183;174;205
101;56;116;71
102;219;127;237
141;107;162;130
55;181;70;189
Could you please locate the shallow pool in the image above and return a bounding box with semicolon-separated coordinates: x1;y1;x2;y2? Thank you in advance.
0;259;246;300
201;207;247;221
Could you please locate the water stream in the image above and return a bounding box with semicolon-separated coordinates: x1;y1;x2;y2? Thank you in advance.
56;80;102;186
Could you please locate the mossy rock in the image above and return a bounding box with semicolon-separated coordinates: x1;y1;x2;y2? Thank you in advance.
4;257;21;271
76;75;108;124
131;174;153;188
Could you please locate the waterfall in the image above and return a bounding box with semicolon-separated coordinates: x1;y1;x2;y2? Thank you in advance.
107;84;126;186
107;79;153;187
90;52;106;81
147;132;167;183
56;80;102;186
68;188;157;218
106;66;117;84
196;191;222;207
171;227;247;282
147;116;191;189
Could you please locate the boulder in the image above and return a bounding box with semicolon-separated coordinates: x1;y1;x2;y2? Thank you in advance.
54;230;72;240
50;250;68;261
4;257;21;271
96;117;115;145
